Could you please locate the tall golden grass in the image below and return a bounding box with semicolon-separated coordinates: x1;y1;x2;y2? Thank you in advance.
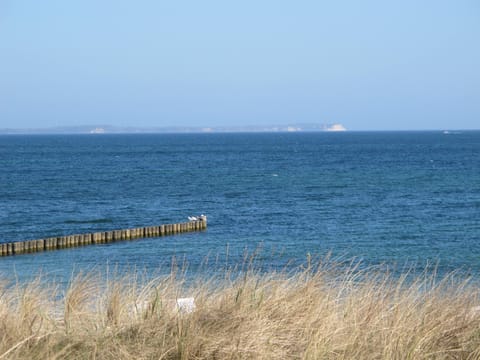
1;258;480;359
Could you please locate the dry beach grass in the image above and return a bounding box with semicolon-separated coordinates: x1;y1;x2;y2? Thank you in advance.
1;258;480;359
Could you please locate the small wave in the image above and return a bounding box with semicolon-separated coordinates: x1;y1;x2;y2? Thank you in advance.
64;218;114;225
224;192;247;199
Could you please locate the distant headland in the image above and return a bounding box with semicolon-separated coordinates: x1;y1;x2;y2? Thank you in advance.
0;123;347;135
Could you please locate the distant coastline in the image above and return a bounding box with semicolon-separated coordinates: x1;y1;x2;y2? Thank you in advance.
0;123;346;135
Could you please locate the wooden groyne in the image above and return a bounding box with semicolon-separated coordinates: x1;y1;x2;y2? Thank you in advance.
0;219;207;257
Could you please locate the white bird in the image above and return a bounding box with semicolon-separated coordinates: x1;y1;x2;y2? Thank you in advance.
188;216;198;221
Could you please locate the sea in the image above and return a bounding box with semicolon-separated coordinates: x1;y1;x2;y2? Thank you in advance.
0;131;479;284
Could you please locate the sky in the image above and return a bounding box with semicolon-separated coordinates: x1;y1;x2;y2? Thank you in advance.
0;0;479;131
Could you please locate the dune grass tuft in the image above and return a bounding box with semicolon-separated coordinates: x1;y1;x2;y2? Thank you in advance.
0;259;479;359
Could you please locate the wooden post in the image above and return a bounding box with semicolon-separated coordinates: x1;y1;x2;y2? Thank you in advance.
13;242;22;255
36;239;45;252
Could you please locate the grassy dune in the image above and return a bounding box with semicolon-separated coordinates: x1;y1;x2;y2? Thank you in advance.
1;260;480;359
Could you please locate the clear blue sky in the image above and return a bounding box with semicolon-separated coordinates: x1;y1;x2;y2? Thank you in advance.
1;0;479;130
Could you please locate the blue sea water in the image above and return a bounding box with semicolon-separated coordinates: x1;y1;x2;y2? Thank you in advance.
0;131;479;283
